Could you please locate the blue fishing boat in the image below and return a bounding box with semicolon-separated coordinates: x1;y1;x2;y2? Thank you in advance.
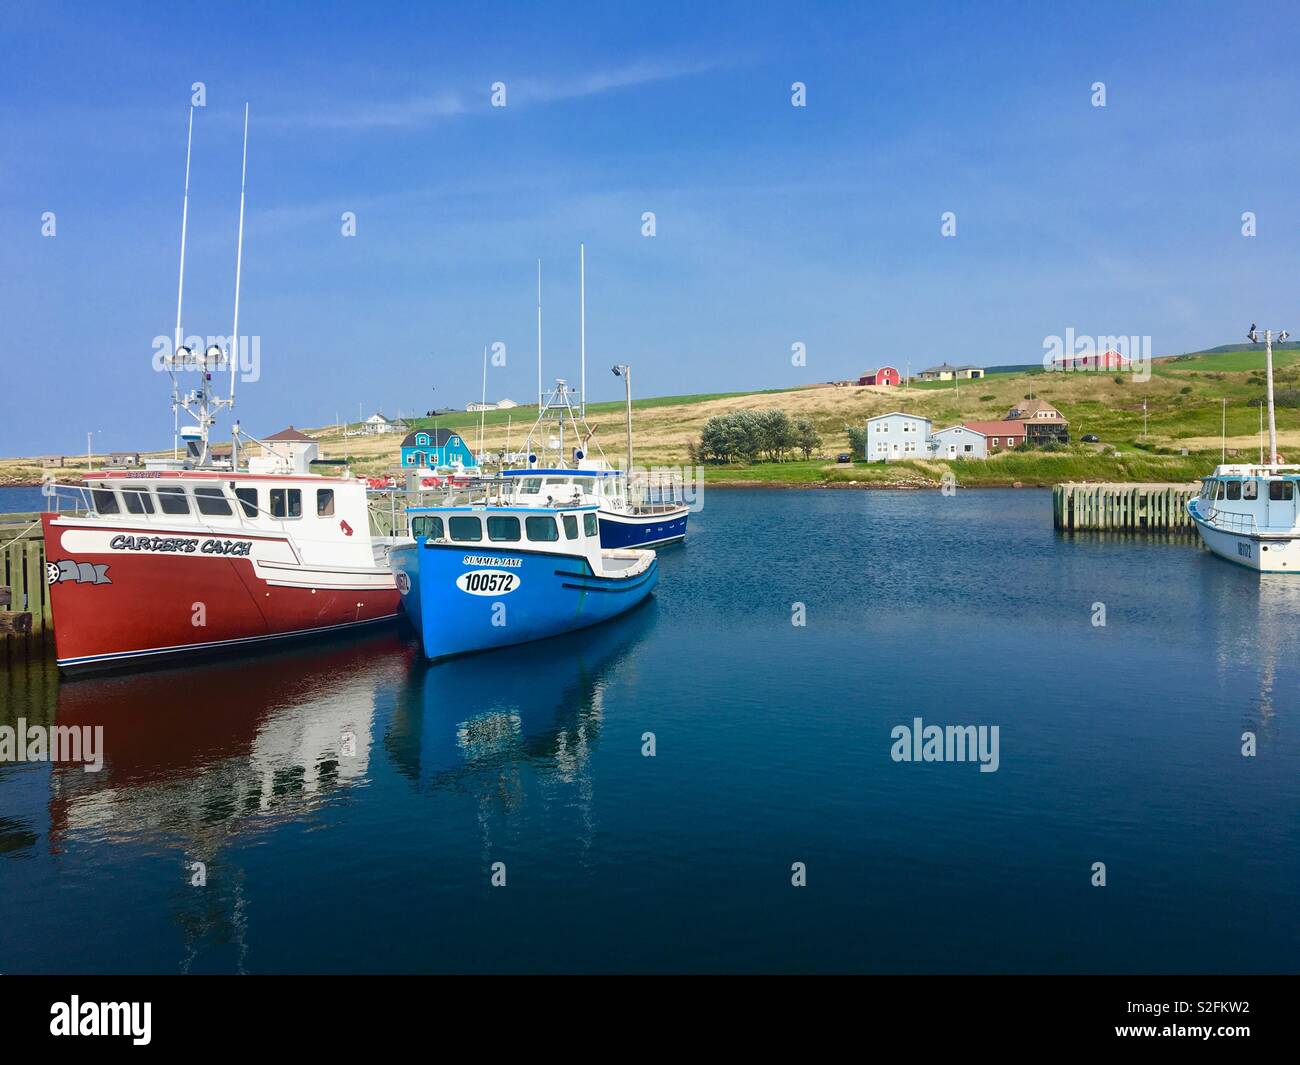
390;502;658;660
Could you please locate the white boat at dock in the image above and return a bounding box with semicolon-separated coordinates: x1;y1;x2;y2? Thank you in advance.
1189;324;1300;571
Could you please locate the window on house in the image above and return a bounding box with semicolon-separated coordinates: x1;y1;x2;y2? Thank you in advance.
411;516;444;540
449;516;482;541
270;488;302;518
317;489;335;516
121;488;154;515
235;487;258;517
563;514;579;539
156;485;190;514
583;513;598;537
964;445;973;452
91;488;120;515
487;516;521;541
194;486;233;516
525;516;559;542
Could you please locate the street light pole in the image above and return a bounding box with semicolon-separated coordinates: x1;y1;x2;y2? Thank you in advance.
612;364;632;473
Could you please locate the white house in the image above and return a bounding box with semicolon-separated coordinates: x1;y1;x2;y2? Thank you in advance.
251;426;319;474
931;424;987;460
866;412;933;461
363;412;406;435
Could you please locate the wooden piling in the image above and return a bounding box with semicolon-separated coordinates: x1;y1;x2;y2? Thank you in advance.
1052;482;1200;532
1;512;52;649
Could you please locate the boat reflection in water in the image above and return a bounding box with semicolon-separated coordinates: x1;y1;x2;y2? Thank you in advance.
46;629;416;971
34;599;656;970
385;599;657;839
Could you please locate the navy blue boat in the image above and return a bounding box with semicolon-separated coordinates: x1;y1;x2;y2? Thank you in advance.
499;468;688;549
390;503;658;661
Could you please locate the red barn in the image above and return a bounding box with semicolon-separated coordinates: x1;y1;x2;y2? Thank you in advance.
859;366;900;386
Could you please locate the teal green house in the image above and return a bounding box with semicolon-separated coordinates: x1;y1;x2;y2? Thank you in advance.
400;428;477;469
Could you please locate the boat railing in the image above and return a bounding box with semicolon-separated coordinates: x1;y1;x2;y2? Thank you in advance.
1205;506;1261;534
33;480;94;515
631;502;684;515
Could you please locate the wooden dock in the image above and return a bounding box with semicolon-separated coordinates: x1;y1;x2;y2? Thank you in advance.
1;512;53;651
1052;482;1200;532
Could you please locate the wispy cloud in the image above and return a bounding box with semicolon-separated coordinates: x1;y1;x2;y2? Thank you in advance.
509;56;727;106
267;91;468;130
269;55;729;131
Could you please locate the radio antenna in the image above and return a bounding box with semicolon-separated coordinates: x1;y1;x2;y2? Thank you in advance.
227;103;249;470
172;106;194;459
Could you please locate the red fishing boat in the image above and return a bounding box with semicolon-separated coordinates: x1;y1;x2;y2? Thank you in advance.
43;468;401;672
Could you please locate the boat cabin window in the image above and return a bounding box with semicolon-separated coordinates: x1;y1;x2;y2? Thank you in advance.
584;513;598;538
519;478;543;495
121;487;154;515
156;485;190;515
1243;480;1258;500
235;487;258;518
525;516;559;543
411;515;444;540
1227;481;1241;501
449;516;482;542
92;488;120;515
574;479;595;495
270;488;302;519
194;486;233;517
562;514;579;540
1268;481;1295;501
317;489;335;517
487;516;521;542
1215;481;1226;500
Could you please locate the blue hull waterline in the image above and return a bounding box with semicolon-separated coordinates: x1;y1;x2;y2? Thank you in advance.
391;511;659;661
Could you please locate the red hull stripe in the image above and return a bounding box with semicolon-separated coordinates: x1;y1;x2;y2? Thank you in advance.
58;613;401;667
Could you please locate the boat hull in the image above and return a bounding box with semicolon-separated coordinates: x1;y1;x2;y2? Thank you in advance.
1187;500;1300;572
598;506;688;549
391;540;657;660
42;514;402;671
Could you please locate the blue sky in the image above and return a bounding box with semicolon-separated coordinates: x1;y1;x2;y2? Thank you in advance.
3;0;1299;456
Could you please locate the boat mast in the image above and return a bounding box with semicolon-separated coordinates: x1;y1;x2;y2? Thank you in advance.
479;343;488;464
1250;322;1289;465
230;103;249;472
537;259;543;412
580;242;586;419
173;106;194;461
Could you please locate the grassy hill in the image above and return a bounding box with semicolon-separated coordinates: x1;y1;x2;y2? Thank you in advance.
4;344;1297;490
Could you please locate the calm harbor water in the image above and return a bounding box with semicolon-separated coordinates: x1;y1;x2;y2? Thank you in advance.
2;487;1298;973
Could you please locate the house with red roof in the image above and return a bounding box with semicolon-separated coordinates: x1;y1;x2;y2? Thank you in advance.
961;420;1027;451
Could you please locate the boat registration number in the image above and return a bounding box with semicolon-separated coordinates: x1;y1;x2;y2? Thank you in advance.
456;570;520;596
